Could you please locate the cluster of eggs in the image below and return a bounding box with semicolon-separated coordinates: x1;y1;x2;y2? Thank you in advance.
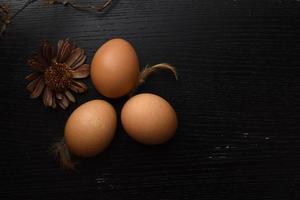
63;39;178;159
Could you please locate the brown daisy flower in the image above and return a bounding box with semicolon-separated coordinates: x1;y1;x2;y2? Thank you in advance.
25;39;90;109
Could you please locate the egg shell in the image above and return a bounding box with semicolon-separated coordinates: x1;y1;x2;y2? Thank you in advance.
65;100;117;157
121;93;177;145
91;38;140;98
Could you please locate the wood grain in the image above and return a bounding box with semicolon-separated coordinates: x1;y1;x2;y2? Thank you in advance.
1;0;300;199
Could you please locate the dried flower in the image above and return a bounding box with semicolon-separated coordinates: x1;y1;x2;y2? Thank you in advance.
26;39;90;109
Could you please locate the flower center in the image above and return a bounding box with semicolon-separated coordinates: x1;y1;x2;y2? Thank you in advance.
44;63;72;92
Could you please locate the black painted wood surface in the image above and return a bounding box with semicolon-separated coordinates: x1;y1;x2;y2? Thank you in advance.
1;0;300;199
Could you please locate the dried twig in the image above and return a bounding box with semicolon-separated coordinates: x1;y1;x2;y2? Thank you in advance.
0;0;113;38
46;0;113;12
1;0;38;37
11;0;38;20
0;3;10;36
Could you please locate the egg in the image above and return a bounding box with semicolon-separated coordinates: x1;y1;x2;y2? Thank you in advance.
121;93;177;145
91;38;140;98
64;100;117;157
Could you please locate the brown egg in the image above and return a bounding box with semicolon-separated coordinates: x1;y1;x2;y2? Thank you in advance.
121;93;177;145
91;38;140;98
64;100;117;157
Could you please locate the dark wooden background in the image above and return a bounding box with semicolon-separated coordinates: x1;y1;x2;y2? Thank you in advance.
1;0;300;199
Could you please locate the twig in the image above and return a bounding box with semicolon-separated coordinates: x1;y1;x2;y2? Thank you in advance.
0;4;9;14
0;0;38;37
0;0;113;38
0;4;10;36
47;0;113;12
11;0;38;21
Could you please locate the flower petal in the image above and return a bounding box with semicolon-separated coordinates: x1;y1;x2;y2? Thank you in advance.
68;48;85;69
59;95;70;109
40;41;53;64
71;64;90;78
72;53;86;69
57;40;63;51
65;90;75;103
61;95;70;108
30;78;45;99
65;48;82;68
28;59;46;72
36;55;49;67
43;86;53;107
26;76;41;92
56;92;63;100
56;39;72;63
52;95;57;108
25;73;39;81
70;80;88;93
58;101;66;110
